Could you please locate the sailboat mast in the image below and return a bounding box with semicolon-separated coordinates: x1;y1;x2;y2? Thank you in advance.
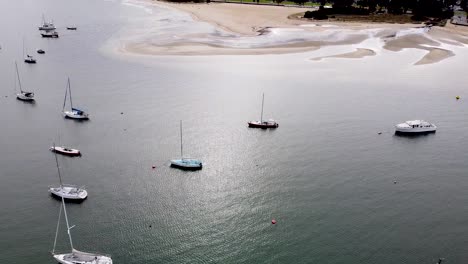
53;143;64;187
63;81;68;112
15;62;23;93
260;93;264;123
180;120;183;158
52;203;62;254
61;196;74;250
68;78;73;110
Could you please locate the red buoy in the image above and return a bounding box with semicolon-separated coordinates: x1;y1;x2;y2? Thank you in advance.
271;219;277;224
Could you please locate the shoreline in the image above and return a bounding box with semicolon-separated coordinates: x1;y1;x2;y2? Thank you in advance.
120;0;468;64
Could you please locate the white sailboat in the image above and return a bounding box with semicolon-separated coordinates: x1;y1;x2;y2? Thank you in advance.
15;62;35;101
38;14;56;30
63;78;89;120
248;93;278;128
51;191;112;263
49;143;87;200
170;120;202;170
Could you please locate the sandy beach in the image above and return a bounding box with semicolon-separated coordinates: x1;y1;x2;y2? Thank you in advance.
122;0;468;64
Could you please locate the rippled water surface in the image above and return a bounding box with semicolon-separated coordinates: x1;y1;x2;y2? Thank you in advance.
1;0;468;263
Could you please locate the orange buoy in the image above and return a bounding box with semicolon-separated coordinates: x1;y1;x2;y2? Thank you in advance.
271;219;277;224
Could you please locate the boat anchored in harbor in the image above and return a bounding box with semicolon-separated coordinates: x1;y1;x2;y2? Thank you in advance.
41;30;59;38
49;144;87;201
170;120;202;170
50;146;81;157
14;62;35;101
395;120;437;134
38;15;56;30
51;187;111;264
248;93;278;128
62;78;89;120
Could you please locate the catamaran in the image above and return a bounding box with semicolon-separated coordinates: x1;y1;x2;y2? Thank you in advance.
49;143;87;200
248;93;279;128
51;190;111;263
63;78;89;120
15;62;35;101
170;120;202;170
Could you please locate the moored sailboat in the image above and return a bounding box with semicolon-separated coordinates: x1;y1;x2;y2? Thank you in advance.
49;143;87;200
63;78;89;120
170;120;202;170
14;62;35;101
50;189;111;263
248;93;278;128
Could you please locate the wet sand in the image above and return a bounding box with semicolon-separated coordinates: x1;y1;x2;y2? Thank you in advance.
123;1;468;65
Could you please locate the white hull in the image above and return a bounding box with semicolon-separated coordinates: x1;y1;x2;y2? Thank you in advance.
49;185;88;200
395;127;437;133
50;146;81;156
17;93;34;101
53;250;112;264
395;120;437;134
64;111;89;120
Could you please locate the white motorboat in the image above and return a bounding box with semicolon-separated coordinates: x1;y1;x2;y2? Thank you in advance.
63;78;89;120
49;184;88;200
50;146;81;157
41;30;59;38
49;143;87;201
24;54;37;64
170;120;202;170
248;93;279;128
395;120;437;134
51;190;112;264
14;62;35;101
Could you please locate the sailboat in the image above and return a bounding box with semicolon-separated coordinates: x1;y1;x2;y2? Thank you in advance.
170;120;202;170
50;189;111;263
38;14;56;30
49;143;87;200
50;145;81;157
63;78;89;120
15;62;35;101
248;93;279;128
23;39;36;64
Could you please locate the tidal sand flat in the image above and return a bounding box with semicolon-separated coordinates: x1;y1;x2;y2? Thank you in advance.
311;48;376;60
114;0;468;65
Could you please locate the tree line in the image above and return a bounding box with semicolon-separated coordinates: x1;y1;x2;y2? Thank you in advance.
295;0;460;19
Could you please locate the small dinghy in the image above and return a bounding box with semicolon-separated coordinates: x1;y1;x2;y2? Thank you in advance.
66;26;77;30
62;78;89;120
50;146;81;157
248;93;279;129
14;62;35;102
37;49;45;54
170;120;202;170
395;120;437;135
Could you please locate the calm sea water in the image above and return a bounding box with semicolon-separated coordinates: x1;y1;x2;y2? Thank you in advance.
1;0;468;263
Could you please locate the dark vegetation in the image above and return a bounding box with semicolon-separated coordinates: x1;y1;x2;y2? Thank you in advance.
303;0;457;24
